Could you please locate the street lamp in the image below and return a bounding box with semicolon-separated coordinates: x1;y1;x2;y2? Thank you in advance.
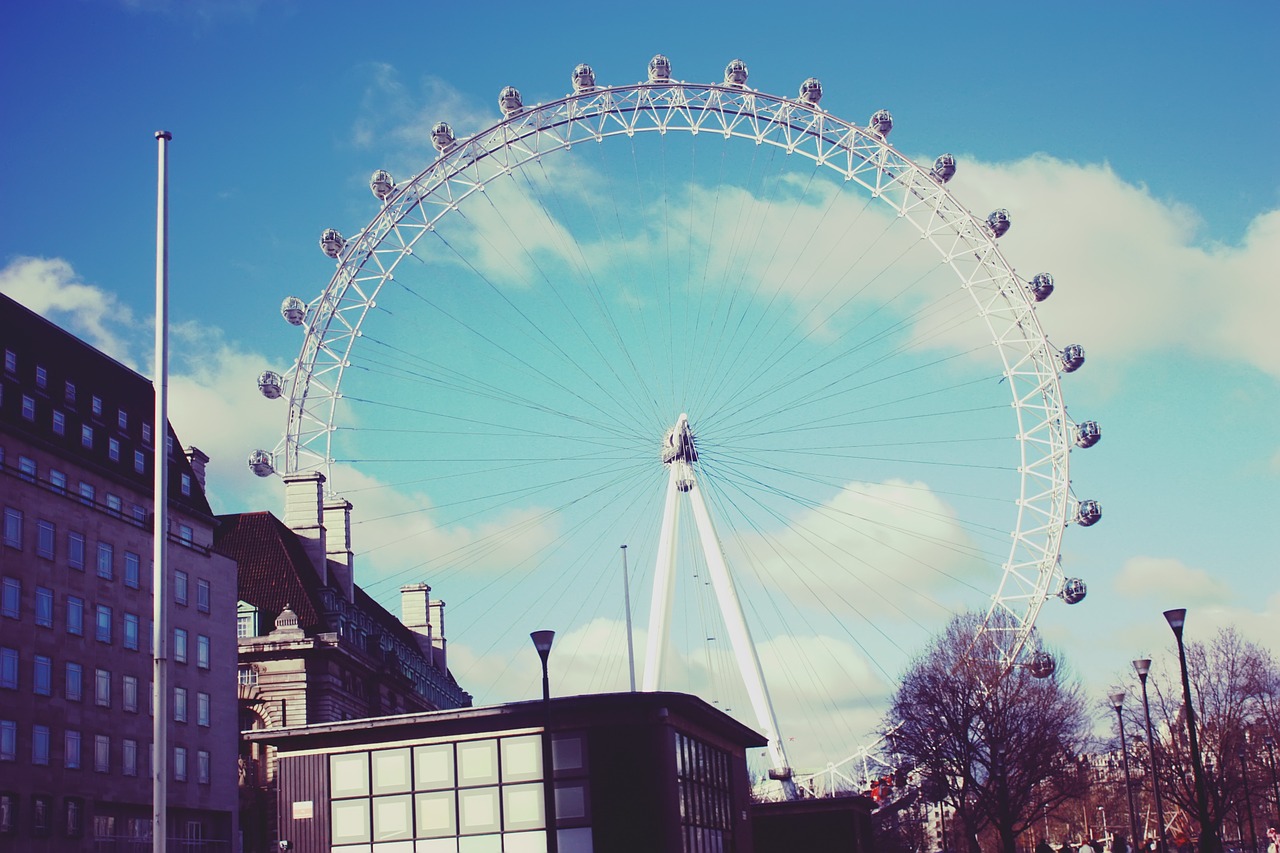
1110;689;1140;850
1164;608;1215;853
1264;734;1280;824
1134;658;1168;853
530;630;558;853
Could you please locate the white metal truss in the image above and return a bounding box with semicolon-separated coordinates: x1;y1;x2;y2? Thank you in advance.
277;74;1079;680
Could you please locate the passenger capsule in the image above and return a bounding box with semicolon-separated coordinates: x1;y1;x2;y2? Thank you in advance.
798;77;823;106
1060;344;1086;373
1074;421;1101;449
1029;273;1055;302
648;54;671;82
280;296;307;326
1076;500;1102;527
723;59;749;87
247;449;274;478
986;209;1011;238
498;86;523;117
868;109;893;137
431;122;456;154
931;153;956;183
319;229;345;259
1029;652;1056;679
370;170;395;201
1062;578;1087;605
257;370;283;400
571;63;596;93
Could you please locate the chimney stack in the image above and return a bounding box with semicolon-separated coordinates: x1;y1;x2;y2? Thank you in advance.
184;446;209;491
282;472;327;586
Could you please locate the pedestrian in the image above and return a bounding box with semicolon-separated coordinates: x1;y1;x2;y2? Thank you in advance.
1265;823;1278;853
1079;838;1096;853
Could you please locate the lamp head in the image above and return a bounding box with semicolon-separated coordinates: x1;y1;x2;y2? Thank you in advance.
1163;608;1187;635
1132;658;1151;678
530;629;555;661
1109;690;1125;710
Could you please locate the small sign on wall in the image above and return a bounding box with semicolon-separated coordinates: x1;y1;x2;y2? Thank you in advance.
292;801;314;820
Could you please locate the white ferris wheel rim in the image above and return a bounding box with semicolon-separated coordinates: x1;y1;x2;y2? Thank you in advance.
274;73;1079;675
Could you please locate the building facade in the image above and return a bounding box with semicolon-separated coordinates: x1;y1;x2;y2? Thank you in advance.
0;293;240;850
215;473;473;851
245;691;766;853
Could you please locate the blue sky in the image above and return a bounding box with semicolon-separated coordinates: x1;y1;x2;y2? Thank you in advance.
3;1;1277;772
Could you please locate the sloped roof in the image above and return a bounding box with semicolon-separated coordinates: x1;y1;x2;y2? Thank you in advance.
214;511;327;631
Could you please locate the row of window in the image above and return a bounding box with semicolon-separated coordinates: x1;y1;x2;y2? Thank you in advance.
1;512;211;607
0;719;210;783
0;593;213;659
0;652;212;723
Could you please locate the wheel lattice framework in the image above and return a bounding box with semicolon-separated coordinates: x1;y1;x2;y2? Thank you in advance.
273;74;1083;676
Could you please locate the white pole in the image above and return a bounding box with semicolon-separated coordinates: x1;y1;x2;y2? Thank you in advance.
621;545;636;692
152;130;172;853
641;465;681;691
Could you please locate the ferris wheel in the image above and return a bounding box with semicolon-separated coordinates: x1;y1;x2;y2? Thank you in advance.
251;55;1100;787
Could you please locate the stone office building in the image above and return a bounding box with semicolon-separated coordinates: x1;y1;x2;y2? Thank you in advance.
0;292;239;850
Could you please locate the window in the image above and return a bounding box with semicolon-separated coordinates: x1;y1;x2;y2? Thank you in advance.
142;422;152;444
174;570;188;605
65;730;81;769
124;552;140;588
78;481;95;507
178;524;193;544
108;438;120;462
95;735;110;773
64;380;75;403
237;608;257;638
122;675;138;713
2;509;21;549
197;692;210;727
117;409;128;431
50;469;66;494
0;649;16;689
95;605;112;644
66;662;82;701
106;493;122;517
0;720;14;761
35;364;47;387
36;521;54;560
124;613;139;650
21;395;35;421
123;739;138;776
1;578;17;619
34;586;53;627
68;532;85;570
95;669;111;707
131;504;147;524
196;634;210;669
32;725;50;765
174;746;187;782
2;350;13;373
52;410;65;435
237;666;257;686
91;396;102;417
33;655;51;696
81;424;93;448
17;456;35;482
67;596;84;635
64;797;84;839
197;750;211;784
133;449;145;474
174;687;187;722
180;473;191;496
96;542;114;579
196;579;210;613
174;628;188;663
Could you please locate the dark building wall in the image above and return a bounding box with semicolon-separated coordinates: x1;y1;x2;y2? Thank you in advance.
275;753;330;852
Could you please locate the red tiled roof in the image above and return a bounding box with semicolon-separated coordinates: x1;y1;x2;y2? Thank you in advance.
214;511;327;631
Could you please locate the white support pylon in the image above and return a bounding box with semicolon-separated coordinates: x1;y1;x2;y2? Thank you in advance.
642;414;797;798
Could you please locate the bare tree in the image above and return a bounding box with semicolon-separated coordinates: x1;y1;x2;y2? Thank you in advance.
885;612;1091;853
1144;626;1279;851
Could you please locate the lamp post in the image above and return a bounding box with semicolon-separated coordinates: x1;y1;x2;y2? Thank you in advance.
1111;690;1141;850
1265;734;1280;824
1164;608;1216;853
531;630;558;853
1239;750;1257;853
1135;658;1168;853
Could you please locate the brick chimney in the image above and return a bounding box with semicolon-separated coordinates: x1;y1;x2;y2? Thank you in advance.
401;583;447;671
282;472;327;586
323;497;355;604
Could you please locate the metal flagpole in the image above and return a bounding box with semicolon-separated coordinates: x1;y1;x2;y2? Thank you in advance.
152;130;172;853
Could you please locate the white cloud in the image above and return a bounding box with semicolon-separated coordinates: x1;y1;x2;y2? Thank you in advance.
0;257;138;364
1112;555;1232;606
